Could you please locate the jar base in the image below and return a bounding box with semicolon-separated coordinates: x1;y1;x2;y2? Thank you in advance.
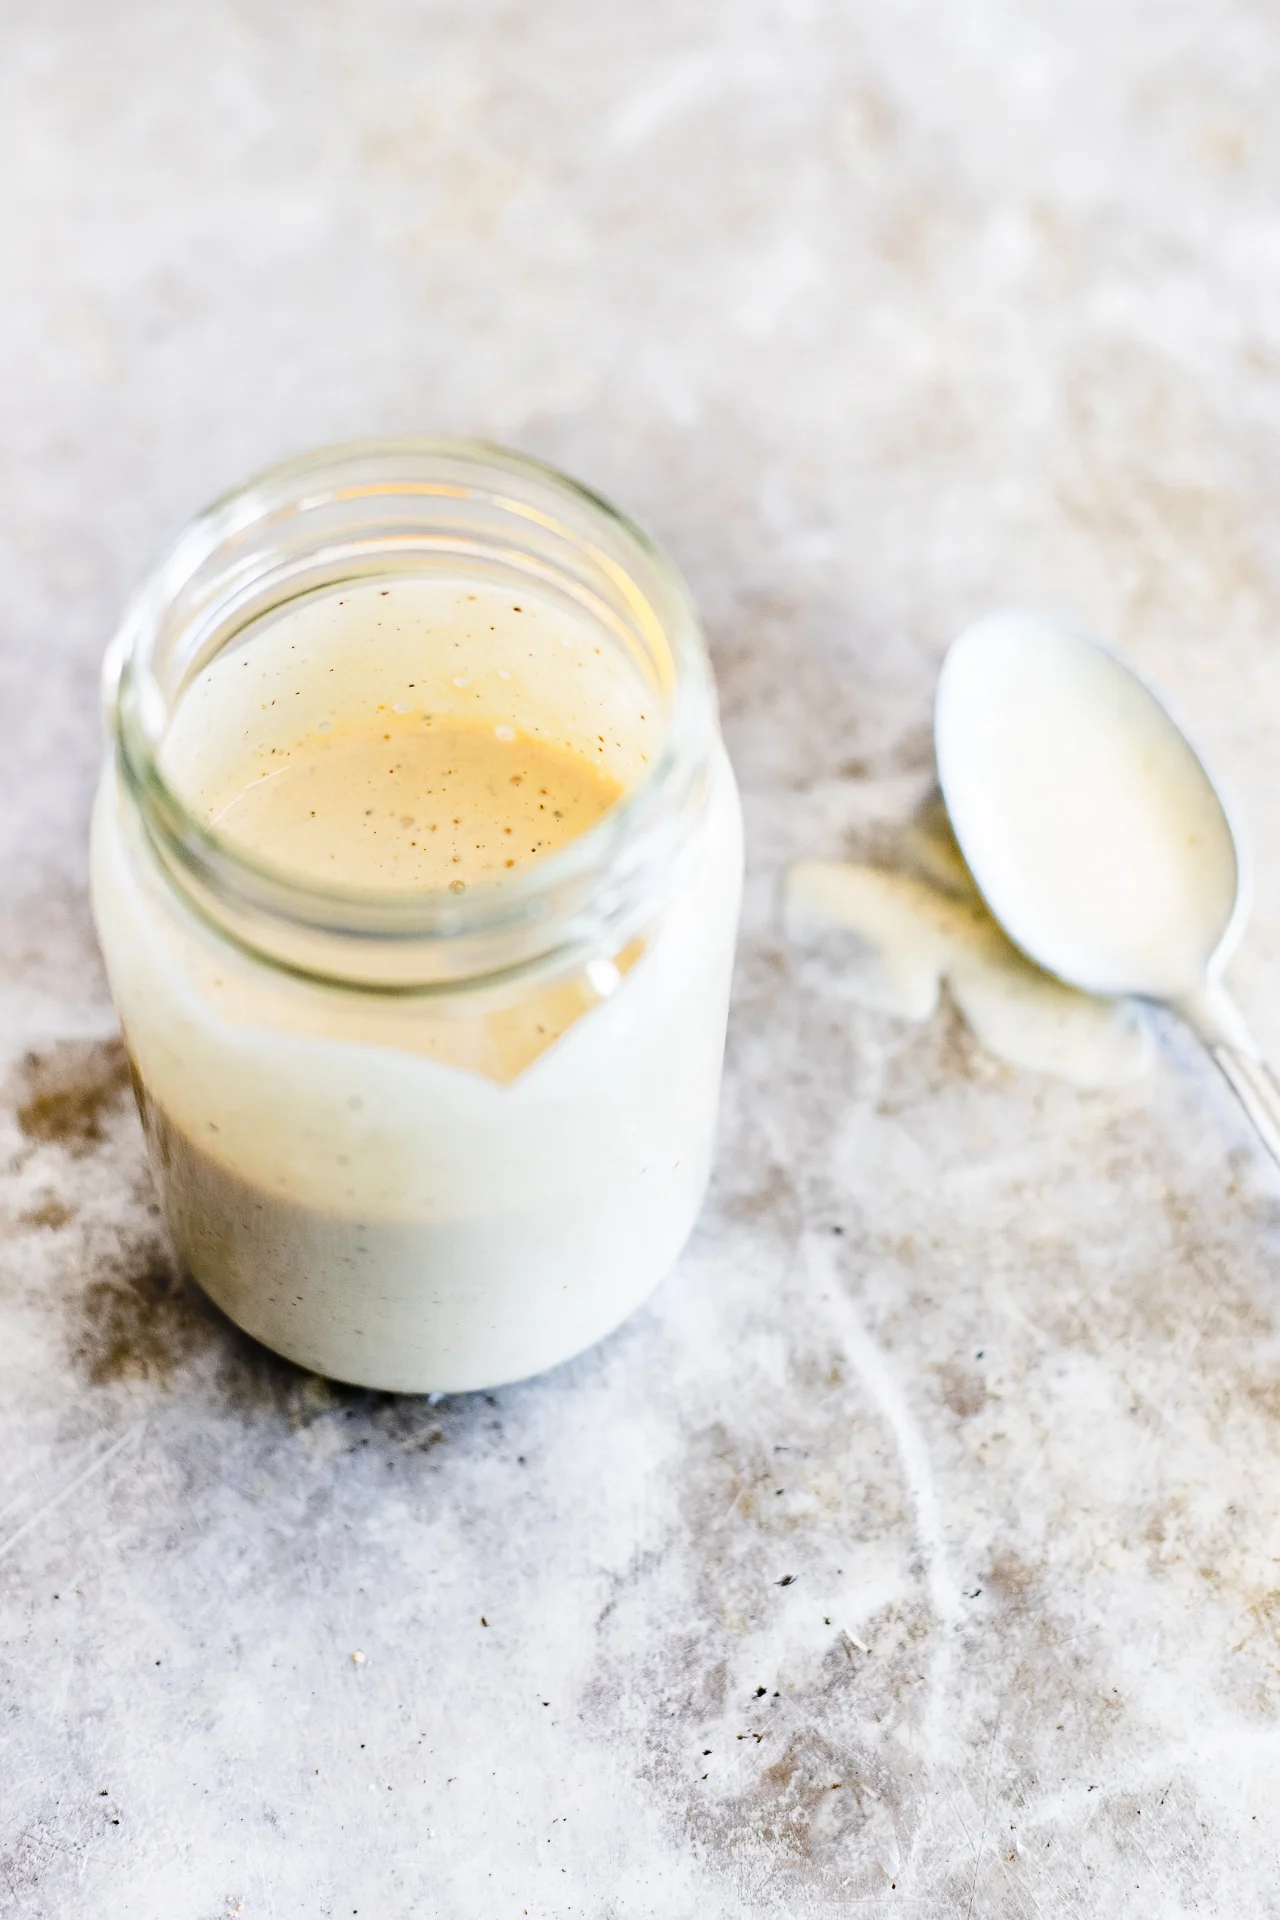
142;1091;705;1395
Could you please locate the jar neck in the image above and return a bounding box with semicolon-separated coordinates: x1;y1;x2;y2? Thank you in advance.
106;440;717;993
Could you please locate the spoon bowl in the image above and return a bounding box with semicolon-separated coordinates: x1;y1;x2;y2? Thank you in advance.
935;610;1280;1164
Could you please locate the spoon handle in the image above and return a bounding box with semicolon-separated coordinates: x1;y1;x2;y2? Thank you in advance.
1179;985;1280;1169
1209;1045;1280;1167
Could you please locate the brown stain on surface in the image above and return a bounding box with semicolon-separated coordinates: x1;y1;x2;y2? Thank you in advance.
17;1196;76;1230
75;1248;216;1388
985;1551;1041;1609
7;1038;304;1407
15;1038;132;1154
720;1160;797;1227
720;1728;890;1876
70;1232;326;1419
935;1362;988;1420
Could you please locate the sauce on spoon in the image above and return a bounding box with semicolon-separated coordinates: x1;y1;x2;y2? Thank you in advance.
935;609;1280;1165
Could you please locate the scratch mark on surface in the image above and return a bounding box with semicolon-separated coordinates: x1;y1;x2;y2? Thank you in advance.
0;1424;143;1564
805;1233;963;1880
807;1232;962;1636
965;1709;1002;1917
607;45;779;150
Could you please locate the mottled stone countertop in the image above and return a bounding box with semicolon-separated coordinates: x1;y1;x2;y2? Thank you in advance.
6;4;1280;1914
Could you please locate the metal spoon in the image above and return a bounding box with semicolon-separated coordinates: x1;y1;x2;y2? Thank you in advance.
935;608;1280;1165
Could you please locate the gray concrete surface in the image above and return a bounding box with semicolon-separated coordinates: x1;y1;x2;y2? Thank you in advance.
5;1;1280;1913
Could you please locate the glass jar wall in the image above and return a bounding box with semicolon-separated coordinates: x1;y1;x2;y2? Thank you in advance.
92;440;743;1391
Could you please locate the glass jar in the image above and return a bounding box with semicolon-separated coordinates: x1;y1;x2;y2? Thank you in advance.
91;440;742;1392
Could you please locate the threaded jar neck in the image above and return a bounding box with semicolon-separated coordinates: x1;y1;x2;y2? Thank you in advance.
105;439;718;993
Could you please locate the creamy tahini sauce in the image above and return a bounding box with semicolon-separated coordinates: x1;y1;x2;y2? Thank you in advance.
935;612;1239;1000
210;718;620;893
786;798;1152;1087
92;573;744;1391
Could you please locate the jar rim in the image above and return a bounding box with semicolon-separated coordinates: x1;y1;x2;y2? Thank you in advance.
104;437;718;991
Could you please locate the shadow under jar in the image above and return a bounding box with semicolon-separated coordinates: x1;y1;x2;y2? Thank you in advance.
92;440;743;1392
